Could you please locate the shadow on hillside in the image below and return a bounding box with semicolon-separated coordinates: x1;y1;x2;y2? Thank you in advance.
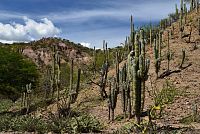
0;99;55;116
159;63;192;79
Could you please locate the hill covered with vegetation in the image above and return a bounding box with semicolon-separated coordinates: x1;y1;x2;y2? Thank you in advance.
0;0;200;133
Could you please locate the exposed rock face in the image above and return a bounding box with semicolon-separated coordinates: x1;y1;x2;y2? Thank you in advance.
22;40;91;67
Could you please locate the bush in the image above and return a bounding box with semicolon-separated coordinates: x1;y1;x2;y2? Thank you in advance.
0;47;39;102
0;113;103;133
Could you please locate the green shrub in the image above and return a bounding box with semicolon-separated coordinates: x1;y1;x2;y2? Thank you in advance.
0;99;12;113
0;47;39;102
0;113;103;133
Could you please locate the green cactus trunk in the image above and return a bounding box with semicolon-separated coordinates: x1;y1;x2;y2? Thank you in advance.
108;78;118;121
179;49;186;68
134;33;142;124
167;31;170;72
198;18;200;35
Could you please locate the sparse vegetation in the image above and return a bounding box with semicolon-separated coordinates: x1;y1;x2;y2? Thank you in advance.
0;1;200;133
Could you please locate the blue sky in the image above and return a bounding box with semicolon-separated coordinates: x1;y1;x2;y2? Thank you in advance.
0;0;180;48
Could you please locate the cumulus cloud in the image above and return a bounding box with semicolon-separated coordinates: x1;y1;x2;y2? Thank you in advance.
80;42;91;48
0;17;61;43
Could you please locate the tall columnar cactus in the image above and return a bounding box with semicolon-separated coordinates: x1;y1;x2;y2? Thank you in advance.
62;59;81;116
108;78;118;121
133;32;141;124
159;31;162;58
50;45;61;111
51;45;56;99
184;3;187;24
115;51;120;93
190;0;194;11
167;31;171;72
26;83;32;113
180;0;184;37
55;50;61;110
175;4;179;20
130;15;135;51
179;49;186;68
132;30;150;124
150;28;152;47
196;0;199;13
93;46;96;75
198;18;200;35
120;64;131;119
140;30;150;112
188;25;192;43
154;36;161;79
99;41;109;99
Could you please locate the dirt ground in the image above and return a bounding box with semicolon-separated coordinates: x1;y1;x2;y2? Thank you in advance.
71;9;200;133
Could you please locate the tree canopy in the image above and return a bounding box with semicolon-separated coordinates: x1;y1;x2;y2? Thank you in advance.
0;47;39;102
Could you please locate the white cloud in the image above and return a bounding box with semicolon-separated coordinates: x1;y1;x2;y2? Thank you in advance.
0;17;61;43
44;0;179;23
80;42;91;48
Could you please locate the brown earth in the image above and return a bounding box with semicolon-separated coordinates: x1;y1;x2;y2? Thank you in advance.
70;9;200;133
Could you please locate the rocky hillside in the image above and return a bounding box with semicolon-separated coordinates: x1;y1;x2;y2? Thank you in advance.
14;37;92;67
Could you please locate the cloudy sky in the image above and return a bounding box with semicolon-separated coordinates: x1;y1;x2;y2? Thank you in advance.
0;0;180;48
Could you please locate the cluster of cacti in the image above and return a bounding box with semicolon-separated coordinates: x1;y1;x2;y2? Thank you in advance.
21;83;32;113
99;41;109;99
50;45;61;110
119;63;131;119
114;18;150;124
65;60;81;110
134;30;150;124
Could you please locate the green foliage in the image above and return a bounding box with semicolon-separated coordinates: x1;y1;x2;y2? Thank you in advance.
0;99;13;113
0;47;39;102
113;120;157;134
180;114;200;124
0;113;103;133
151;80;178;107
